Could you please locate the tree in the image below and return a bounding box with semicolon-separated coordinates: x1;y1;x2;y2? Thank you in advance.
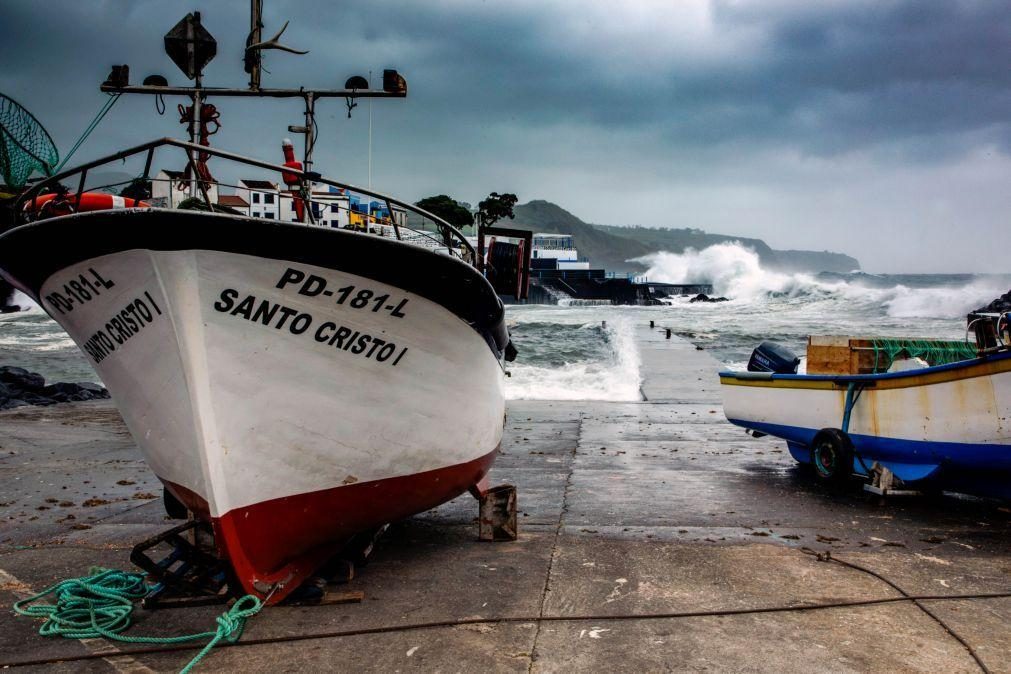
477;192;518;227
120;178;152;201
415;194;474;230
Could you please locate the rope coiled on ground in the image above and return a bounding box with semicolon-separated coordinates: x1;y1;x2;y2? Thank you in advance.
12;567;263;673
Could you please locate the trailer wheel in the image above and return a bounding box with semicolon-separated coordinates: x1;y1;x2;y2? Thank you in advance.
810;429;854;484
163;486;189;519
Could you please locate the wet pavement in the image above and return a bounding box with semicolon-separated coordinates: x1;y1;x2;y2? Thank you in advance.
1;324;1009;672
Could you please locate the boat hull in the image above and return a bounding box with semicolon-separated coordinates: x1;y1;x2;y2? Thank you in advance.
0;210;508;601
720;355;1011;498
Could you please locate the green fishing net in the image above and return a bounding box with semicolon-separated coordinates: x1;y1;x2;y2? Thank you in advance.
0;93;58;189
871;339;978;373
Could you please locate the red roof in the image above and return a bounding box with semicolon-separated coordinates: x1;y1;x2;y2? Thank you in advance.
217;195;249;207
240;179;277;190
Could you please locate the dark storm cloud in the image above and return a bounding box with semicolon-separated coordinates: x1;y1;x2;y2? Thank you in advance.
277;0;1011;158
707;1;1011;154
1;1;1010;271
2;1;1007;158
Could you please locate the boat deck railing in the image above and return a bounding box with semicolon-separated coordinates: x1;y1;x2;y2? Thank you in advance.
15;138;476;263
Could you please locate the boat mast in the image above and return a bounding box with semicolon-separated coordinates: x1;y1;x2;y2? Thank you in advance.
302;93;316;219
187;16;203;200
99;4;408;220
368;71;373;190
248;0;263;91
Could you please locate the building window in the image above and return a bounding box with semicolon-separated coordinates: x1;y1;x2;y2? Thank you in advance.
252;193;260;204
330;203;340;212
265;212;275;219
264;193;274;204
252;211;260;218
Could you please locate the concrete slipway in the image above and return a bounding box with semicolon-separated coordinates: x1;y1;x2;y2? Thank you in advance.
1;325;1009;672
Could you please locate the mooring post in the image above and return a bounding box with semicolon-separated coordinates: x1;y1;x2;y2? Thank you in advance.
602;320;607;329
650;320;654;328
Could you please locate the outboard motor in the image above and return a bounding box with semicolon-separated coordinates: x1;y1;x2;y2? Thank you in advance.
747;341;800;374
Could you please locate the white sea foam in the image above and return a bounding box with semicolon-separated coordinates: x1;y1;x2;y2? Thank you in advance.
881;282;1005;319
637;242;822;301
0;334;77;351
505;317;642;401
637;242;1006;320
0;291;39;317
13;290;35;308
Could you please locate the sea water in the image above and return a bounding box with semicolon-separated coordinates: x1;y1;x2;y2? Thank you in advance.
3;243;1010;400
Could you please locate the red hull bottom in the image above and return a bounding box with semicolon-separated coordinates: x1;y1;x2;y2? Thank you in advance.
164;445;499;603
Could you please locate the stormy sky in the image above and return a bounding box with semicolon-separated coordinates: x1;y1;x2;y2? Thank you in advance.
2;0;1010;272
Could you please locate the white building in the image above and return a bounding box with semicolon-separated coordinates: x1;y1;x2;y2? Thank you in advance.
280;187;351;228
532;233;589;270
236;179;281;220
154;171;404;234
152;170;218;208
234;180;354;228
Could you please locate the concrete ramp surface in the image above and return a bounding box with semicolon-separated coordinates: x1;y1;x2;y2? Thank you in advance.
1;325;1009;672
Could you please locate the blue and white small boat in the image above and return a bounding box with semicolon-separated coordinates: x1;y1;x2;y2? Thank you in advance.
720;342;1011;500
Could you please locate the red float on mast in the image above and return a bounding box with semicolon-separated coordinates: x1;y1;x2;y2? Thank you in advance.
281;137;304;221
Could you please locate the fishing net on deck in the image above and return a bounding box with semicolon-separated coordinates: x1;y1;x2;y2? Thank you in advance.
870;339;978;373
0;93;58;189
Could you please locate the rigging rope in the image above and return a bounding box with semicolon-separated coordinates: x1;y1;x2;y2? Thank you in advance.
12;567;263;673
53;93;122;174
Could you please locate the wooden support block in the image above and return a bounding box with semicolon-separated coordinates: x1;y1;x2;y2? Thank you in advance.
326;559;355;584
320;590;364;605
478;484;517;541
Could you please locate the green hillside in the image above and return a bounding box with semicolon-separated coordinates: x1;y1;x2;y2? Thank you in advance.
507;200;859;273
506;200;652;272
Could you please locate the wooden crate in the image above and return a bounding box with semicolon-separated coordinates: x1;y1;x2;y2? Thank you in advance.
806;336;878;375
806;336;975;375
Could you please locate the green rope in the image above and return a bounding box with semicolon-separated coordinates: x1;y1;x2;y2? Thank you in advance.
870;338;978;374
12;567;263;673
53;94;122;173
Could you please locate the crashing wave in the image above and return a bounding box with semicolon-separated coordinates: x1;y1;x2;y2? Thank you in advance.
636;242;1006;319
504;318;641;401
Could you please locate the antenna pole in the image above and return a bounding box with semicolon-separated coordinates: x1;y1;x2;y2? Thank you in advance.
302;93;316;223
249;0;262;90
188;15;202;200
368;70;373;190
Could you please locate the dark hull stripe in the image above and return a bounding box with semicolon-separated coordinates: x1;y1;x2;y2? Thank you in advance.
0;209;509;356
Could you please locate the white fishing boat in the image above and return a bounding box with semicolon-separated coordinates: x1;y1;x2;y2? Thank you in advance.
720;335;1011;499
0;9;523;604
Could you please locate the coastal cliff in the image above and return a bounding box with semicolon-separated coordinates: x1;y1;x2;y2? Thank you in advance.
508;200;860;274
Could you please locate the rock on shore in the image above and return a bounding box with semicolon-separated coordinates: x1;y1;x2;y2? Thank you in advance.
0;366;110;410
689;293;729;303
